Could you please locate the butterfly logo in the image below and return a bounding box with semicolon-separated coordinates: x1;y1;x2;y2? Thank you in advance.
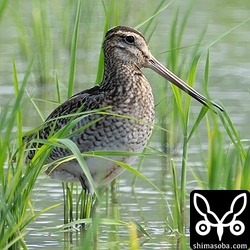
193;193;247;241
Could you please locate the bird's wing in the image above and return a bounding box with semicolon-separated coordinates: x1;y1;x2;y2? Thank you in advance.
23;85;103;156
45;84;101;124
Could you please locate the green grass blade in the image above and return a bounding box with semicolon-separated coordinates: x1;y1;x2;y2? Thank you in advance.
67;0;82;98
12;56;23;149
218;107;246;158
187;51;210;142
241;148;250;190
0;56;33;165
1;232;26;250
177;0;196;48
55;73;62;103
135;1;173;30
130;219;151;238
188;18;250;88
94;22;109;84
0;0;8;23
24;203;61;228
171;160;183;233
90;154;161;194
188;107;208;142
25;91;45;121
56;138;99;199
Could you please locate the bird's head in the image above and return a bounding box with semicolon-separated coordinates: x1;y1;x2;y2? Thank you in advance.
103;26;223;112
103;26;151;68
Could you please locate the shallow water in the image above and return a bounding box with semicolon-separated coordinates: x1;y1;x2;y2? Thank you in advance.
0;0;249;249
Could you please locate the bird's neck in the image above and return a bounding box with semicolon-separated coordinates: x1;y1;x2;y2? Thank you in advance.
100;58;155;123
100;60;142;92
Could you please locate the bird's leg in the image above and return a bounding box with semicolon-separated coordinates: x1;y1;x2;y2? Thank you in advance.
79;175;90;192
91;187;107;250
91;187;106;217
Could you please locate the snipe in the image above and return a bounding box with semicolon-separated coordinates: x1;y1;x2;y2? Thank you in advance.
25;26;223;193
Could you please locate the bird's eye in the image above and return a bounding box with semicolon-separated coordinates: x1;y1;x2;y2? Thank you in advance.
124;35;135;44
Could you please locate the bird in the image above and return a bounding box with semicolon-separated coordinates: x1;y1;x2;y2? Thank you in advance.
24;26;223;194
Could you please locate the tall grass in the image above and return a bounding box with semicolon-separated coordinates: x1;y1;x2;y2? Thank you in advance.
0;57;59;249
164;12;250;237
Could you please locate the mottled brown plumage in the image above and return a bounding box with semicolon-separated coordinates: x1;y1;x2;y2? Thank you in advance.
25;26;222;193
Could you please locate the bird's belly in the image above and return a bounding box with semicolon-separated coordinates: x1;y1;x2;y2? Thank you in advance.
45;154;139;193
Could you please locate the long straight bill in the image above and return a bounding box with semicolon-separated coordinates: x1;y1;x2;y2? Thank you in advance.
148;56;223;112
